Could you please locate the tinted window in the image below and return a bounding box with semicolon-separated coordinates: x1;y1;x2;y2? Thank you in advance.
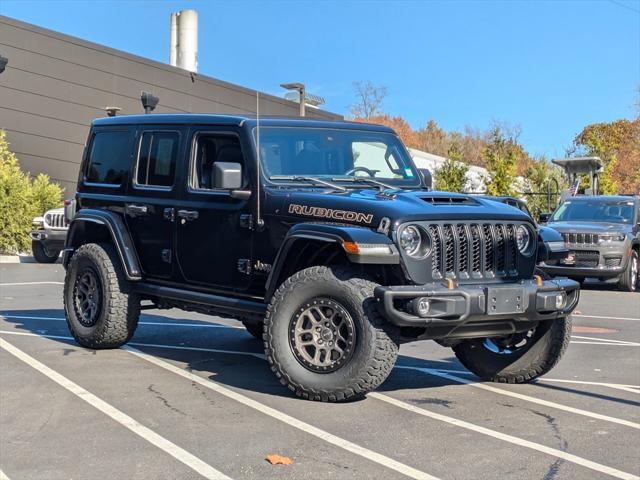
136;132;179;188
191;134;244;190
86;131;131;185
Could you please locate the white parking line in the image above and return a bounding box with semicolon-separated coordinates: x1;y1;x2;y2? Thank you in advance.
571;341;639;346
535;379;640;394
0;315;242;330
124;345;439;480
0;338;231;480
0;329;438;480
571;335;640;346
0;282;64;286
0;469;10;480
574;314;640;322
370;392;639;480
396;366;640;429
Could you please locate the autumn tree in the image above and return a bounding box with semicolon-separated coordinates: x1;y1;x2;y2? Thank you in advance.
434;143;469;193
354;114;418;148
349;81;388;119
415;120;450;157
523;157;565;221
483;127;520;196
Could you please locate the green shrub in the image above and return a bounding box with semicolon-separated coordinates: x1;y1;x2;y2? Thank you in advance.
0;130;63;254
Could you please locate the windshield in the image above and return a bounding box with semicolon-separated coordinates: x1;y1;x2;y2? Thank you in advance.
551;199;635;224
255;127;421;187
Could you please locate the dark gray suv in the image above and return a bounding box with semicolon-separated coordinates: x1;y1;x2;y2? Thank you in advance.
540;196;640;292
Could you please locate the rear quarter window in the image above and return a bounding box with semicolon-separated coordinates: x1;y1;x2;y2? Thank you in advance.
85;130;131;185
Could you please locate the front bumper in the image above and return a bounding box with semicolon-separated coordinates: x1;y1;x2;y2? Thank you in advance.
374;278;579;340
539;245;629;279
30;229;67;249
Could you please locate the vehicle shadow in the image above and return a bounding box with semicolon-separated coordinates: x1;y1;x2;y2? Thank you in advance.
1;308;637;407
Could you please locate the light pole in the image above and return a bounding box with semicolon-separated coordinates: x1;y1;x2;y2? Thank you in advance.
0;55;8;74
281;82;306;117
140;91;159;114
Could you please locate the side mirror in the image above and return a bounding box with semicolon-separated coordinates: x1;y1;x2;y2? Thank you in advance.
538;212;551;224
213;162;242;190
418;168;432;190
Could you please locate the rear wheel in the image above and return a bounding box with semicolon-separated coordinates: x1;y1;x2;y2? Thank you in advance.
618;250;638;292
453;316;572;383
264;266;399;402
32;240;59;263
64;243;140;348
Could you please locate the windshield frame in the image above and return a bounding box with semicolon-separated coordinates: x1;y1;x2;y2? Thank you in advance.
252;126;422;189
550;199;637;224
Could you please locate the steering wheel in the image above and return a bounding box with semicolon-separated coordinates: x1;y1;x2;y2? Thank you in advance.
345;166;378;177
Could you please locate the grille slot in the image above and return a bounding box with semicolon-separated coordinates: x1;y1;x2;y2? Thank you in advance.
563;233;599;245
421;222;523;281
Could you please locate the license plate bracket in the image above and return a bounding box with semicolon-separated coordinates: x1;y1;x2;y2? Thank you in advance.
487;286;525;315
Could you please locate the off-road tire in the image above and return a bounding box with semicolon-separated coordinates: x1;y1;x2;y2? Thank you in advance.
453;316;572;383
264;266;399;402
32;240;59;263
64;243;140;348
618;250;638;292
242;320;264;340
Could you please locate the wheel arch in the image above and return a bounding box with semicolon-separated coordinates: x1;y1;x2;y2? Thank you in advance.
64;209;142;281
265;223;400;299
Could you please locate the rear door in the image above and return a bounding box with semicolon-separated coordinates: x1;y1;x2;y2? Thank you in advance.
125;127;185;279
175;127;254;292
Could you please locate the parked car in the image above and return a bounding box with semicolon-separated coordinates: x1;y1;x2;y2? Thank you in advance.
62;114;579;402
31;207;68;263
539;196;640;292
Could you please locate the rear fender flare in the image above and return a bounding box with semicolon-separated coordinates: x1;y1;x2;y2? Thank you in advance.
64;209;141;280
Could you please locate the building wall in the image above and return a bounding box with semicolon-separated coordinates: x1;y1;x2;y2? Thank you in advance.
0;16;341;196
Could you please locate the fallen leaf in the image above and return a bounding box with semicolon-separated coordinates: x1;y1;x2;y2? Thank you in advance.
265;454;294;465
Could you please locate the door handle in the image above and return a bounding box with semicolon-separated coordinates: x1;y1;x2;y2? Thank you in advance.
126;204;148;216
177;209;199;221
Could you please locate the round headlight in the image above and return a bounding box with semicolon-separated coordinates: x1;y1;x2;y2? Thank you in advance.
399;225;422;257
516;225;532;255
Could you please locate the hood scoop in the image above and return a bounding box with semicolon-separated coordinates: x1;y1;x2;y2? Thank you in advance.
419;195;478;205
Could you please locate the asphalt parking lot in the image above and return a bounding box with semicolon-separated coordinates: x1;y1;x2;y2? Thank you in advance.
0;263;638;480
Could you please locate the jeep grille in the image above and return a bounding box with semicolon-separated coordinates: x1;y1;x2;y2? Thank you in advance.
562;233;599;245
44;212;67;229
429;223;522;280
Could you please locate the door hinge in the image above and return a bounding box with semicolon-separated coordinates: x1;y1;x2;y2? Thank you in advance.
163;208;175;222
239;214;254;230
161;249;172;263
237;258;252;275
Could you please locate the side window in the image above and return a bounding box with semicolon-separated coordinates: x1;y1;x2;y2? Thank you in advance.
191;133;244;190
85;130;131;185
135;131;179;188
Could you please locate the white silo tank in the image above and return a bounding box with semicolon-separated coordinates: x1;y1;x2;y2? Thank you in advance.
175;9;198;72
169;12;178;67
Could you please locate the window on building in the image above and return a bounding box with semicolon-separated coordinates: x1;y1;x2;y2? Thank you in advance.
136;132;179;188
85;130;131;185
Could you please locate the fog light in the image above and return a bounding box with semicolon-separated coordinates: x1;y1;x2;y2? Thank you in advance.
555;293;566;310
412;297;431;317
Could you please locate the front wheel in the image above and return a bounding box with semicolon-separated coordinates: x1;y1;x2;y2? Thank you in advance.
32;240;60;263
618;250;638;292
264;266;399;402
453;316;572;383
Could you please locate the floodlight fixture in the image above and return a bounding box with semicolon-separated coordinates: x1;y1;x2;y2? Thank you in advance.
281;82;306;117
141;91;159;114
0;55;8;74
104;106;121;117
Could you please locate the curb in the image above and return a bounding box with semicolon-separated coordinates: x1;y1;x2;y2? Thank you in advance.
1;255;43;264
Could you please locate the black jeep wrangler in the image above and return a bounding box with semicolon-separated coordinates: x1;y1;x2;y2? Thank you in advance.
63;114;579;402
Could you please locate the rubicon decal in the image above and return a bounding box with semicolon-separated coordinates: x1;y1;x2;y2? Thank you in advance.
288;204;374;224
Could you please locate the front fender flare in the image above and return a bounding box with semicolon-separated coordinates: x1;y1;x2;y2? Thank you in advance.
265;223;398;297
64;209;142;281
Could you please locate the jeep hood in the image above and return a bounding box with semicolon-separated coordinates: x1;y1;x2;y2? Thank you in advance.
546;221;631;234
266;188;532;227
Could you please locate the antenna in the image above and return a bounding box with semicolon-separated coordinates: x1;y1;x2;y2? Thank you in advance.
254;92;265;230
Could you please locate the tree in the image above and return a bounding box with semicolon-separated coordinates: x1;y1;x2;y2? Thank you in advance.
354;114;418;148
483;127;519;196
415;120;450;157
523;157;565;221
349;81;388;119
0;130;62;253
573;118;640;195
434;143;469;192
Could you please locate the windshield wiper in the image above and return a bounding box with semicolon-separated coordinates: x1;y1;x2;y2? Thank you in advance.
331;176;395;191
269;175;347;192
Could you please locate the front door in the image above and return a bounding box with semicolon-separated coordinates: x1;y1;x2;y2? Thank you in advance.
125;127;184;279
175;128;253;292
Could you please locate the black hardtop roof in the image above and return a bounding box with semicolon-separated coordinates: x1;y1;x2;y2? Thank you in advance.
92;113;396;133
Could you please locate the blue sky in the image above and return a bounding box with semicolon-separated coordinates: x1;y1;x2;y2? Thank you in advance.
1;0;638;157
